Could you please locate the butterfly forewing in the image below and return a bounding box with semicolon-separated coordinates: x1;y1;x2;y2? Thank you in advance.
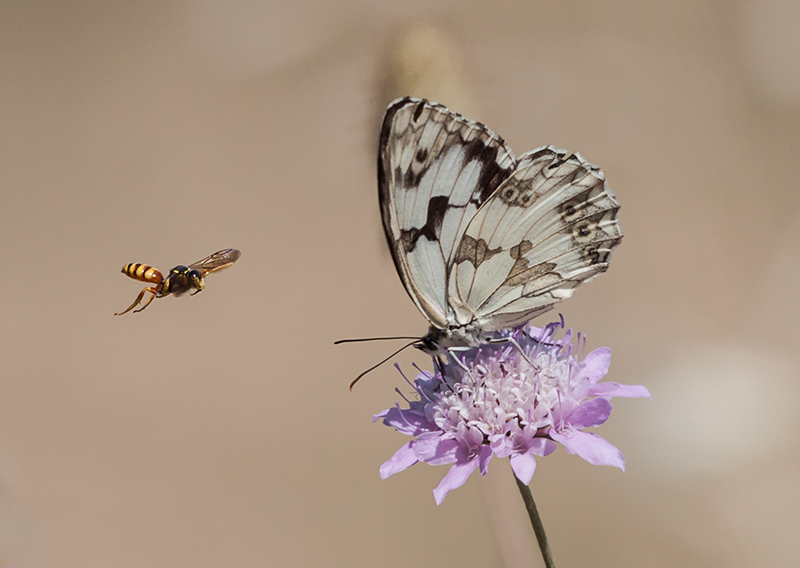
379;97;622;346
379;98;516;328
188;248;241;277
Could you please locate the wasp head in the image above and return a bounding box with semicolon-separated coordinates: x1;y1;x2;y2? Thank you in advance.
188;269;205;293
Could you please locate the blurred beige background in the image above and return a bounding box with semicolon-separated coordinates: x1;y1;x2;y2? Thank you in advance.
2;1;799;566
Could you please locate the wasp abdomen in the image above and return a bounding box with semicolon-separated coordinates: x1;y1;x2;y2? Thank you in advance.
121;263;164;285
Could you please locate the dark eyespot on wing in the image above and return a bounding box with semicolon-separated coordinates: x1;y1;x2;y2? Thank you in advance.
582;244;612;265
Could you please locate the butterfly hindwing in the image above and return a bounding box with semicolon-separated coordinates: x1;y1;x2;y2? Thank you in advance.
379;97;516;328
449;147;622;331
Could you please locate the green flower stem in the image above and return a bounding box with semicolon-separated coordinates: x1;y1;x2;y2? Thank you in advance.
514;472;556;568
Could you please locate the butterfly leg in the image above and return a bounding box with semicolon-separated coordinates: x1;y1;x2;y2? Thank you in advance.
115;287;158;316
431;353;472;383
432;355;446;378
485;336;535;369
444;347;479;382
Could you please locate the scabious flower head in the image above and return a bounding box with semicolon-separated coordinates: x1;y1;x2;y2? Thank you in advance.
375;318;651;504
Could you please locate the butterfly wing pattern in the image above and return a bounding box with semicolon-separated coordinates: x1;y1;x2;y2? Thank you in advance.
379;97;622;351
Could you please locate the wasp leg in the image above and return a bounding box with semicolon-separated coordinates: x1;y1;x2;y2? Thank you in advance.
133;289;159;313
115;287;158;316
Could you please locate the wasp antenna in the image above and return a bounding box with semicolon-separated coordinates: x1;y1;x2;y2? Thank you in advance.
334;336;420;345
349;340;420;390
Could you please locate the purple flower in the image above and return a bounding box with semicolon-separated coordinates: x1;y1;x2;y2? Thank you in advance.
375;319;651;504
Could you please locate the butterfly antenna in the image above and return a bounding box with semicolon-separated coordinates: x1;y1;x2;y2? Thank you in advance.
334;336;420;345
348;340;420;390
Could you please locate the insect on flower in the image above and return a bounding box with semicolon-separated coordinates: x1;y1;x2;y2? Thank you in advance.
339;97;622;386
114;248;241;315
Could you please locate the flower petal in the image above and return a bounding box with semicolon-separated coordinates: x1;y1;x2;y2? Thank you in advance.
509;453;537;484
531;437;557;456
568;398;613;429
379;406;436;435
477;445;493;475
489;435;514;458
577;347;611;383
433;460;478;505
380;442;419;479
413;435;459;465
551;430;625;469
589;382;652;400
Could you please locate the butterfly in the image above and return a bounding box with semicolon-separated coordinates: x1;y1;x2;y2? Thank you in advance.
378;97;622;354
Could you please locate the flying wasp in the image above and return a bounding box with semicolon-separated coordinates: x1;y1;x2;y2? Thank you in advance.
115;248;241;315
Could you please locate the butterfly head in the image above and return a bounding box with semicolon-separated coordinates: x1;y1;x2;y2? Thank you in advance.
416;326;447;354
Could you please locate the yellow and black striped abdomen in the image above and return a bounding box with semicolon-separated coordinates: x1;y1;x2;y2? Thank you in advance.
121;263;164;285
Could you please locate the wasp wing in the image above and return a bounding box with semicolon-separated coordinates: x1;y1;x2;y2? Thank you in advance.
379;97;516;329
188;248;241;277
